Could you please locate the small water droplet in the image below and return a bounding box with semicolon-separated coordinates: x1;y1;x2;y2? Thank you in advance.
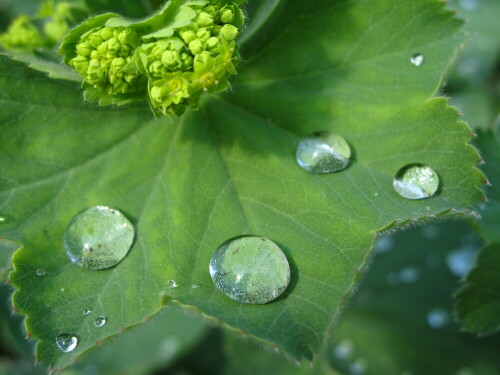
427;307;450;329
83;308;92;315
296;131;351;174
64;206;135;270
45;302;50;307
0;216;6;223
456;367;474;375
56;334;78;353
334;339;354;360
393;164;439;200
447;248;476;277
459;0;479;11
375;236;394;254
157;336;179;361
94;316;107;328
168;280;178;288
36;268;46;276
373;192;379;197
349;358;368;374
410;53;424;67
210;235;290;304
60;288;65;292
399;266;420;283
191;284;200;289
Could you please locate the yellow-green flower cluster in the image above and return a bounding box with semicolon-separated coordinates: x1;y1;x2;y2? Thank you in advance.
143;2;242;114
0;15;44;50
69;27;142;95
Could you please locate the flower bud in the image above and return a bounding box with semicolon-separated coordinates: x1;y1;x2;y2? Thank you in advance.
86;60;105;85
196;28;211;42
149;60;164;77
106;38;121;54
189;39;205;55
100;27;113;40
179;29;196;44
89;34;104;48
206;37;220;52
219;9;234;24
118;28;139;47
162;50;181;69
220;24;238;41
77;42;92;57
196;12;213;27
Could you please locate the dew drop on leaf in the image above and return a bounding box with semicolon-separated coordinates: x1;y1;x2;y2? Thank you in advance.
427;307;450;329
296;131;351;174
64;206;135;270
209;236;291;304
333;338;354;360
459;0;479;11
36;268;46;276
191;284;200;289
94;316;107;328
56;334;78;353
410;53;424;66
0;216;6;223
83;308;91;315
393;164;439;200
398;266;420;283
168;280;178;288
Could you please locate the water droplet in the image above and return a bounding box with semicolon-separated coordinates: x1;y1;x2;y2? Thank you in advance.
60;288;65;292
36;268;46;276
168;280;178;288
157;336;179;361
334;339;354;360
393;164;439;200
410;53;424;67
191;284;200;289
0;216;6;223
373;192;379;197
64;206;135;270
296;132;351;174
427;307;450;329
399;266;420;283
56;334;78;353
459;0;479;11
375;236;394;254
456;367;474;375
83;308;92;315
94;316;106;328
209;236;290;304
349;358;368;374
447;248;476;277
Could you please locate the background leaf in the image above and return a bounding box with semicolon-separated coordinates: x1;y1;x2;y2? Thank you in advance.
0;0;485;370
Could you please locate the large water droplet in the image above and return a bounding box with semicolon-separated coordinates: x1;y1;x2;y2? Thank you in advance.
56;334;78;353
427;307;450;329
209;236;290;304
393;164;439;200
410;53;424;66
334;339;354;360
296;132;351;174
94;316;107;328
64;206;135;270
446;248;476;278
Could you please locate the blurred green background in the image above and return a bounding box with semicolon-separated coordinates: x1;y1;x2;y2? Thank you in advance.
1;0;499;374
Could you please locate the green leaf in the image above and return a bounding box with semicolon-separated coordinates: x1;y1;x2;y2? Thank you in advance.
455;242;500;335
0;238;21;282
0;0;484;370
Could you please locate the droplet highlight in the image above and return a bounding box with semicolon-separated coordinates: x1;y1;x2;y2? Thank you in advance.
168;280;178;288
83;308;92;315
393;164;439;200
64;206;135;270
94;316;107;328
296;131;351;174
209;236;290;304
446;248;476;278
427;307;450;329
334;339;354;360
410;53;424;67
36;268;46;276
56;334;78;353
